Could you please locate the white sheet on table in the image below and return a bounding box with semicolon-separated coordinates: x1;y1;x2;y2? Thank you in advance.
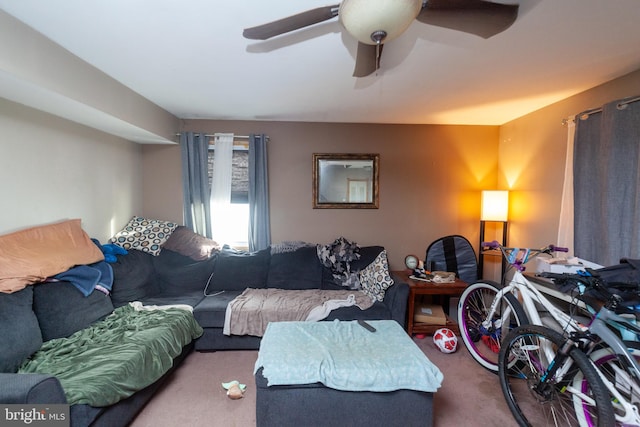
254;320;443;393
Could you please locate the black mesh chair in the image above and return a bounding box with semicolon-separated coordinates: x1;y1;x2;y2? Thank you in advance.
424;235;478;284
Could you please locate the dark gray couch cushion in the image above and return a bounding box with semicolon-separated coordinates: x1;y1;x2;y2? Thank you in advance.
110;250;159;307
152;249;217;295
139;291;205;309
0;287;43;373
267;247;323;290
0;373;66;403
193;290;244;328
352;246;385;271
325;302;391;321
33;281;114;341
255;367;434;427
209;248;270;291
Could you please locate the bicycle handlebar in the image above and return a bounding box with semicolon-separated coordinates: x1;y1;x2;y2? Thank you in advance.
481;241;569;253
481;241;571;272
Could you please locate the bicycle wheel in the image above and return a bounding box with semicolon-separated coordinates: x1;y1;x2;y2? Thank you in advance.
458;280;529;372
498;324;615;427
588;341;640;426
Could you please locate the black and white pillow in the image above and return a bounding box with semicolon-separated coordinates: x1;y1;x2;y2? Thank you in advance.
359;250;394;302
111;216;178;256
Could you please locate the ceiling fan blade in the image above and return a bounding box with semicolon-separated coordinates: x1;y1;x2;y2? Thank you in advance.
418;0;519;39
353;42;383;78
243;5;340;40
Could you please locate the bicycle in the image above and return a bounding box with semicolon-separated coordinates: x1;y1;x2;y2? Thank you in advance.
499;271;640;426
457;241;640;426
457;241;575;372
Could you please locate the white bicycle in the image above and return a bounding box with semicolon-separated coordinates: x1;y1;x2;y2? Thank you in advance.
458;241;640;426
457;241;574;372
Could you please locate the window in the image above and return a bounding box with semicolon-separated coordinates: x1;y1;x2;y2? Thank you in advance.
208;144;249;249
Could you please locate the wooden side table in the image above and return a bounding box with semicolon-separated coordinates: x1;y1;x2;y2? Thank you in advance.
393;270;468;336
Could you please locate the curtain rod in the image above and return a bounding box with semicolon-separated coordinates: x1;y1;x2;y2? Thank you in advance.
563;95;640;125
175;133;269;141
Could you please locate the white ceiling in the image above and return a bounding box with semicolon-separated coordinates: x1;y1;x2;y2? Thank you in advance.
2;0;640;126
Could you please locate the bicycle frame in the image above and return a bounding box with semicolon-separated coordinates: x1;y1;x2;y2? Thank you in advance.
506;270;582;331
586;313;640;424
484;268;584;364
589;307;640;379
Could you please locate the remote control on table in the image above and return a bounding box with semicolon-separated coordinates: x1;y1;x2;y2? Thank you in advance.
358;320;376;332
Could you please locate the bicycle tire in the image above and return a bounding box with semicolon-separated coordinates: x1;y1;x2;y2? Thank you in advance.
589;341;640;426
498;324;615;427
457;280;529;372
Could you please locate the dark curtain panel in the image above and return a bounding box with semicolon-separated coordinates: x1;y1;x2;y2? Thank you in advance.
248;134;271;251
179;132;212;238
573;96;640;265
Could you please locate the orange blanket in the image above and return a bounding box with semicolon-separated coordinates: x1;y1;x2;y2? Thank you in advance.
0;219;104;293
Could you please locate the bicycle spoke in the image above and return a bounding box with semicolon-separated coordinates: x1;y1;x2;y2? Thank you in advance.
459;281;528;372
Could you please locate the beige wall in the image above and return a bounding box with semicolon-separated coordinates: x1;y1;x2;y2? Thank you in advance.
142;68;640;272
0;10;179;144
141;143;184;223
142;121;499;270
0;11;179;242
499;68;640;250
0;98;143;241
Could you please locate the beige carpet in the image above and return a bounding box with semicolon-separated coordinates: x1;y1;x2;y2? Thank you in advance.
131;336;517;427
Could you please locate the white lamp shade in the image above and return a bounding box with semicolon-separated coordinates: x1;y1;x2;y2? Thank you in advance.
339;0;422;45
481;190;509;222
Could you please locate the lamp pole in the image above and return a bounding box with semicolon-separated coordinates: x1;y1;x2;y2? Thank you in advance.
478;220;508;281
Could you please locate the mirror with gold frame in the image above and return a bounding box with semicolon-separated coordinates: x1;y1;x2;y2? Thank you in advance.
312;153;379;209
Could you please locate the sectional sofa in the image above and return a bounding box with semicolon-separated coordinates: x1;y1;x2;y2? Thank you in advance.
0;219;409;426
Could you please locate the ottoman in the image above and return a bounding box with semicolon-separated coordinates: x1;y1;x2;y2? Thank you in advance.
254;320;443;427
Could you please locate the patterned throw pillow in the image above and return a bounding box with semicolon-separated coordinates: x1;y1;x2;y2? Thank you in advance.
110;216;178;256
317;236;361;289
359;250;394;302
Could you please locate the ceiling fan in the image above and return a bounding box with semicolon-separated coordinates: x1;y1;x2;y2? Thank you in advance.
243;0;519;77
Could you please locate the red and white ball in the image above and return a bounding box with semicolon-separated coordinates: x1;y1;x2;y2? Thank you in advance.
433;328;458;353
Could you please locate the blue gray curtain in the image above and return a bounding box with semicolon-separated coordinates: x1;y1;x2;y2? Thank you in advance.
179;132;212;238
248;134;271;251
573;96;640;265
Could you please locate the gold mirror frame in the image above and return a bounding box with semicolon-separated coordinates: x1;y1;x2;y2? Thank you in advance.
312;153;379;209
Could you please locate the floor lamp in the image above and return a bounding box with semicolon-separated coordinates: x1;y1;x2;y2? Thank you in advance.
478;190;509;280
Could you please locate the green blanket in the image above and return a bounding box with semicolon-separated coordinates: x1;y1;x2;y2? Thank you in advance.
19;304;203;406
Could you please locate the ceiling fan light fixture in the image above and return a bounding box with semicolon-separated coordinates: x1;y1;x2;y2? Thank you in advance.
339;0;423;45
